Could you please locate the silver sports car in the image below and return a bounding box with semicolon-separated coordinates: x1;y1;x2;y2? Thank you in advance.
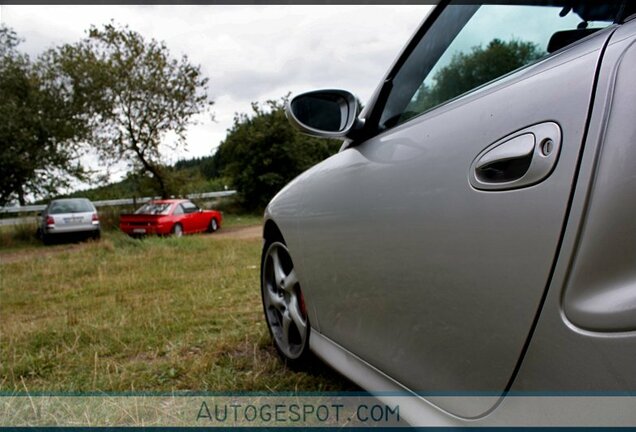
261;0;636;426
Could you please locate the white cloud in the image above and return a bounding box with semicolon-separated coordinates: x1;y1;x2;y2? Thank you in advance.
1;4;430;184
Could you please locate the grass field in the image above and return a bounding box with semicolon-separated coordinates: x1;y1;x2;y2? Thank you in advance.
0;222;40;252
0;213;263;251
0;225;354;393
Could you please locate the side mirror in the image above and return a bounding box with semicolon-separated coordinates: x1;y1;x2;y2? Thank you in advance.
286;89;361;138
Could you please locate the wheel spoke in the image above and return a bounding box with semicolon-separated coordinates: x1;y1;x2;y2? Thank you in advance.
267;287;285;311
270;248;286;287
282;310;292;345
282;269;299;292
289;296;307;344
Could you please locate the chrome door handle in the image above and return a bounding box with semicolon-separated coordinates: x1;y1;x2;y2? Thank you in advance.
470;122;562;191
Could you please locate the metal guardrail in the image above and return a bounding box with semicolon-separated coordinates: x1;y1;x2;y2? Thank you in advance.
0;204;46;214
0;190;237;214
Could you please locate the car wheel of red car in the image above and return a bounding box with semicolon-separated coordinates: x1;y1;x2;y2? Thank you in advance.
172;223;183;238
208;218;219;233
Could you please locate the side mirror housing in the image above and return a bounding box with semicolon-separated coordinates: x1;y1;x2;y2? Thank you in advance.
286;89;361;138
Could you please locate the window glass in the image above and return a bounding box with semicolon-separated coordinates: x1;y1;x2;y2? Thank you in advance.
135;202;172;215
173;205;184;216
49;199;94;214
181;201;198;214
378;2;614;129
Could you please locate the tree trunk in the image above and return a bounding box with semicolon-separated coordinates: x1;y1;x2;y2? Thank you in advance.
152;168;168;199
131;147;169;198
142;162;168;198
17;184;26;206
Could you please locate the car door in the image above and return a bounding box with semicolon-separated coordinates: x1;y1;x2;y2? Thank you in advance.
179;201;195;233
294;3;617;418
188;201;207;232
171;203;186;231
194;206;209;232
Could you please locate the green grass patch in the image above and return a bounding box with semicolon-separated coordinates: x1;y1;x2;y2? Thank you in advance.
0;231;354;393
221;213;262;228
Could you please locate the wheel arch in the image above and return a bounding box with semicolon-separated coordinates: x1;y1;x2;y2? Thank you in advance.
263;218;285;245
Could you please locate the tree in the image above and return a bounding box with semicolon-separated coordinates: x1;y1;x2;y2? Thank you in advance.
0;26;90;205
215;97;341;212
408;39;544;117
53;23;213;198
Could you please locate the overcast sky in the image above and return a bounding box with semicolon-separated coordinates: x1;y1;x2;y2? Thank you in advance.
1;5;431;183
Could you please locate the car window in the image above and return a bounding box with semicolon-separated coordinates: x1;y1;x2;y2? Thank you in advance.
181;201;198;214
378;2;615;130
49;199;94;214
135;202;172;215
173;204;184;215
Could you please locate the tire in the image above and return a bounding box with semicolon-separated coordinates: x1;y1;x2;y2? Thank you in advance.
42;233;53;246
92;230;101;241
172;223;183;238
208;218;219;233
261;239;311;366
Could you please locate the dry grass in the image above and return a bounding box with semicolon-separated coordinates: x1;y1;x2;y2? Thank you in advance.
0;230;354;393
0;222;39;252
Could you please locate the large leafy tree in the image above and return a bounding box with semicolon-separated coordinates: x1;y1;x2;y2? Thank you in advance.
53;23;213;198
0;26;90;205
215;97;341;212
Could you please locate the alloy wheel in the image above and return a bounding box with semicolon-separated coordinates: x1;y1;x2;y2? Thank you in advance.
262;241;308;359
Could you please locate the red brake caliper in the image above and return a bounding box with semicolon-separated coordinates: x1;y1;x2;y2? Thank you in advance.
297;287;308;319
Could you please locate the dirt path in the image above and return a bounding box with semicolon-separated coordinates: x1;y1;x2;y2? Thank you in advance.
207;224;261;240
0;225;262;265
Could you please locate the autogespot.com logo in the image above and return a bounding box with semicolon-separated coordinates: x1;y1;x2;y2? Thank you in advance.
196;400;401;425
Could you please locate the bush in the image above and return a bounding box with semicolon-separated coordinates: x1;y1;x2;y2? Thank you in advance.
95;205;136;231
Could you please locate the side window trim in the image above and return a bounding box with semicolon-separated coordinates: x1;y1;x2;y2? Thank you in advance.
363;1;453;137
378;4;480;130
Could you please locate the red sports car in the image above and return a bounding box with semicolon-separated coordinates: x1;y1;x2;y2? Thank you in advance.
119;199;222;237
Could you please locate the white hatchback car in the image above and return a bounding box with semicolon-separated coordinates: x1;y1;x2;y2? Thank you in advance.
38;198;100;244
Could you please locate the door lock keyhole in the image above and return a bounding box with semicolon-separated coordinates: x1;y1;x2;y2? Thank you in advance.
540;139;554;156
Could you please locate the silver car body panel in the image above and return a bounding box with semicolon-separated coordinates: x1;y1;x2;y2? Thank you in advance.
561;31;636;332
309;328;636;426
45;213;98;234
513;19;636;390
264;7;636;426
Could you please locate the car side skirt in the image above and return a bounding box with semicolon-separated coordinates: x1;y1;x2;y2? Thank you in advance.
309;328;465;426
309;329;636;426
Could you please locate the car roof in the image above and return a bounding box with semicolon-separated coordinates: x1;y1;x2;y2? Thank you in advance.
51;198;91;203
149;199;189;204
